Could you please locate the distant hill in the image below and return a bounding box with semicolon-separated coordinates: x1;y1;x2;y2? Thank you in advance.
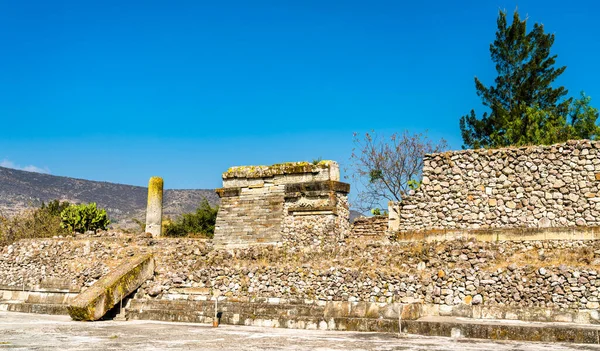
0;166;219;228
0;166;365;229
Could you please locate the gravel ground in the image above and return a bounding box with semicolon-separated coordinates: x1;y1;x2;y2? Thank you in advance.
1;312;600;351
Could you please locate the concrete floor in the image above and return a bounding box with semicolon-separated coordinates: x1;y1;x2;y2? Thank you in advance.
1;312;600;351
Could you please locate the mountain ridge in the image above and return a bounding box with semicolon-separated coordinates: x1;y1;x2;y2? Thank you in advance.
0;166;219;228
0;166;363;228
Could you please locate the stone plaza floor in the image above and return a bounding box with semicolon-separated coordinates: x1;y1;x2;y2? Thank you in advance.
1;312;599;351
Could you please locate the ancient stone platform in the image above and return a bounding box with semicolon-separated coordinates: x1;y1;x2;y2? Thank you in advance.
213;161;350;248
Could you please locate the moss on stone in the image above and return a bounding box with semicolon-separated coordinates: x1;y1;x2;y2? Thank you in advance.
68;254;154;321
148;177;164;202
223;161;335;179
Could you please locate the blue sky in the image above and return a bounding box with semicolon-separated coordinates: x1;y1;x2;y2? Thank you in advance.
0;0;598;190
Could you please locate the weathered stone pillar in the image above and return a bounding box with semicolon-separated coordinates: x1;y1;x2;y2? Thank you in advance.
145;176;163;237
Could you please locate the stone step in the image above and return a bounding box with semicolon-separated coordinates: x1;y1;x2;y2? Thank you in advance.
123;298;600;344
126;307;600;343
127;298;327;318
1;289;77;305
0;301;69;315
124;307;399;332
126;308;213;324
404;316;600;344
113;294;133;321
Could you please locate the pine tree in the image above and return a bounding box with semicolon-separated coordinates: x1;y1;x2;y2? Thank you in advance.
460;10;575;148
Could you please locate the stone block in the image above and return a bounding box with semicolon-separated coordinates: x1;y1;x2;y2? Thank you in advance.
67;254;154;321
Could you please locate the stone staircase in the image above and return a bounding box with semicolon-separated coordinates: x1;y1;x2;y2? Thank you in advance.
122;297;417;332
0;288;76;315
118;296;600;344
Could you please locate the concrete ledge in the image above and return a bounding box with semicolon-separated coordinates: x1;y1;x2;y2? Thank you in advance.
67;254;154;321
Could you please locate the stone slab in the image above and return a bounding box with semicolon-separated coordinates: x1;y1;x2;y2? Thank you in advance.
67;254;154;321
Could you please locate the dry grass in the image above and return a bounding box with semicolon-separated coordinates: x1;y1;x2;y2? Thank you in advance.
492;246;595;270
0;208;69;245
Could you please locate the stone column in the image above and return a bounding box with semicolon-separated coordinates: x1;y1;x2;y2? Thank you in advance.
145;176;163;238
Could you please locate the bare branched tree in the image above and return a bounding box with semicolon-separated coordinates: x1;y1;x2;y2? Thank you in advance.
350;130;448;213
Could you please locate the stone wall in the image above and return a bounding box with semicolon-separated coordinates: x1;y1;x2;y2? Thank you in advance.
393;140;600;233
213;161;350;247
138;239;600;312
350;216;388;238
3;235;600;325
0;238;141;291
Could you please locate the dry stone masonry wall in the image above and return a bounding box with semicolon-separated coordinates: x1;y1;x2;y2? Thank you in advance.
394;140;600;232
137;238;600;313
4;235;600;324
0;237;144;292
350;216;388;238
213;161;350;247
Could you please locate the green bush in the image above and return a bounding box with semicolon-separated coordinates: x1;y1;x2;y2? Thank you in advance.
370;208;388;216
60;202;110;233
41;200;71;216
164;199;219;238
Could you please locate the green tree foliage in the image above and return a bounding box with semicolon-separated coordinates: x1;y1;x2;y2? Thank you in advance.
41;200;71;217
60;202;110;233
567;92;600;139
164;199;219;238
460;10;599;148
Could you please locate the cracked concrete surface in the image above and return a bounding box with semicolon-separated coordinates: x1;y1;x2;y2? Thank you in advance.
1;312;599;351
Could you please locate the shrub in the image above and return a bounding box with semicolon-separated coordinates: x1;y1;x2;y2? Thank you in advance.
370;208;388;216
41;200;71;217
60;202;110;233
164;199;219;238
0;202;70;243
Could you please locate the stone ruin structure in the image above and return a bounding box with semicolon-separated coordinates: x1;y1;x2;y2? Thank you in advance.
7;150;600;342
390;140;600;236
213;161;350;247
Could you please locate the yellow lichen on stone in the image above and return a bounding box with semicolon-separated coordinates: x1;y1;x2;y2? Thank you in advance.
147;177;164;203
223;161;335;179
146;177;164;237
68;254;154;321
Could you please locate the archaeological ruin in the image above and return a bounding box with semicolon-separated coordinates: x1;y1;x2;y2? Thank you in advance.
390;139;600;241
213;161;350;247
4;141;600;343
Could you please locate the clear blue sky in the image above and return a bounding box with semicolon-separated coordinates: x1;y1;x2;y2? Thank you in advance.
1;0;598;189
